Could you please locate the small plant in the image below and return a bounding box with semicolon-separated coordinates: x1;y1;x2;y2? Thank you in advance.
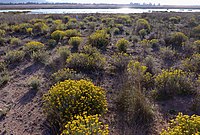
61;113;109;135
31;50;49;64
51;30;66;42
161;113;200;135
5;50;25;64
169;32;188;49
113;27;120;35
0;29;6;37
47;39;57;48
33;22;49;35
88;30;109;49
136;19;151;33
154;69;194;100
66;45;106;72
28;76;41;90
116;38;129;53
23;41;45;53
43;79;107;128
68;36;82;51
51;68;85;84
169;16;181;24
0;71;9;87
0;62;6;72
182;53;200;73
57;46;71;60
26;28;33;35
65;29;79;38
10;37;21;46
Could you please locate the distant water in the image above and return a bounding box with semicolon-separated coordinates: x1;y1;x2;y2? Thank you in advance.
0;8;200;14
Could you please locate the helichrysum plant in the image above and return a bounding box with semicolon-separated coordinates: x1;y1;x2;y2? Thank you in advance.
43;79;107;127
61;113;109;135
161;113;200;135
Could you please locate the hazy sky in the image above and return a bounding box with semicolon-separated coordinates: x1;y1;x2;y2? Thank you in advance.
47;0;199;5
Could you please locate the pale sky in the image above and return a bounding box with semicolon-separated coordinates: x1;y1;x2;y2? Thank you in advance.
47;0;199;5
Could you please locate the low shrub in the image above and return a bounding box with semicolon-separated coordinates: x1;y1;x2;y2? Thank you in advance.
161;113;200;135
5;50;25;64
28;76;41;90
136;19;151;33
109;53;131;74
33;22;49;35
61;113;109;135
116;38;129;53
0;71;9;87
193;40;200;53
51;30;66;42
0;29;6;37
30;50;49;64
182;53;200;73
68;36;82;51
169;32;188;49
65;29;79;38
169;16;181;24
66;45;106;72
51;68;85;84
57;46;71;60
88;30;109;49
47;39;57;48
43;79;107;128
10;37;21;46
23;41;45;53
154;69;194;100
113;27;120;35
0;62;6;72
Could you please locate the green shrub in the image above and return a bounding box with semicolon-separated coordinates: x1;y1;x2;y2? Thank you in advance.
113;27;120;35
193;25;200;38
28;76;41;90
10;37;21;46
57;46;71;60
66;45;106;72
136;19;151;33
139;29;147;39
117;83;154;133
115;15;131;25
43;79;107;128
65;29;79;38
161;113;200;135
68;36;82;51
109;53;131;74
193;40;200;53
66;18;78;29
51;30;66;42
61;114;109;135
47;39;57;48
88;30;109;49
0;71;9;87
0;29;6;37
30;50;49;64
116;38;129;53
169;16;181;24
169;32;188;49
33;22;49;35
127;60;148;89
23;41;45;53
182;53;200;73
160;47;176;61
26;28;33;35
5;50;25;64
51;68;85;84
154;69;194;100
0;62;6;72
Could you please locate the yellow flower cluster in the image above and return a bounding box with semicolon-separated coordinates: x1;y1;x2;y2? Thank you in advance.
24;41;45;53
61;113;109;135
154;69;192;99
43;79;108;126
161;113;200;135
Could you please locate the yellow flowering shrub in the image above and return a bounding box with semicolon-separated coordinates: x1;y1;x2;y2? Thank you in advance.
161;113;200;135
23;41;45;53
65;29;80;38
51;30;66;42
116;38;129;53
154;69;193;100
43;79;107;127
182;53;200;73
88;30;109;49
61;113;109;135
